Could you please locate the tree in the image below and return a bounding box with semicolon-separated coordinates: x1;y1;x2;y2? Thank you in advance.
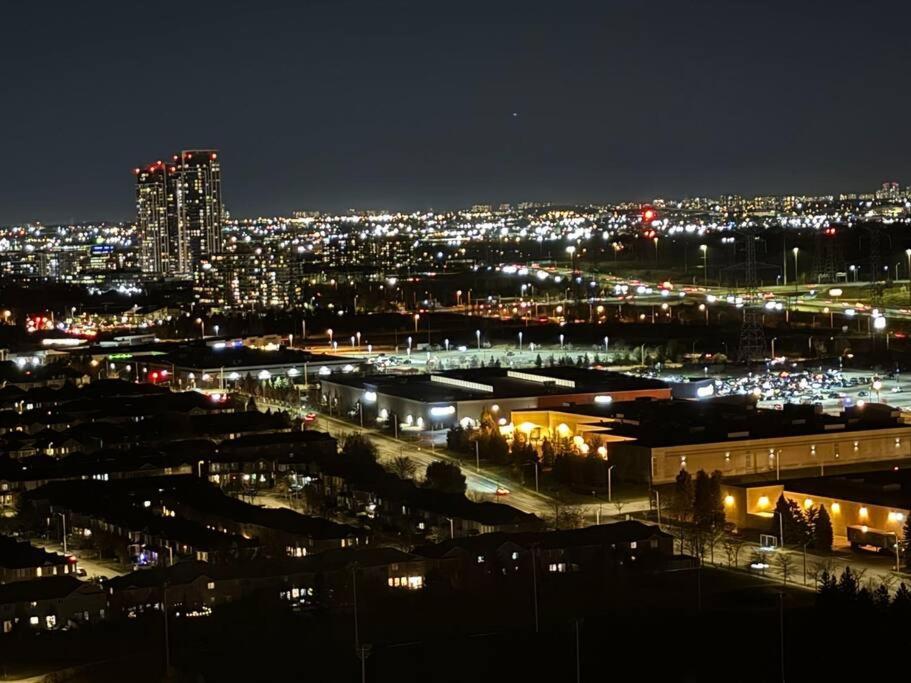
540;438;556;467
446;426;471;453
476;430;509;464
534;354;543;368
423;461;467;495
873;583;891;610
723;537;746;568
813;504;833;552
774;494;810;547
775;551;795;585
389;456;417;480
693;469;724;529
836;566;860;600
340;433;379;469
511;433;537;465
670;469;694;522
554;505;583;530
892;583;911;611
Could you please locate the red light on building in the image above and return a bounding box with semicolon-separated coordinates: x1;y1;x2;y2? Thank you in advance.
824;227;837;236
150;372;159;381
642;208;657;223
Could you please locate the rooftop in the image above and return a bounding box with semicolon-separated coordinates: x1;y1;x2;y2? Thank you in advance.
0;535;69;570
553;398;908;447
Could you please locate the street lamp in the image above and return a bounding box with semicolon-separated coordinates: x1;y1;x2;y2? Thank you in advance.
559;333;565;350
792;247;799;293
906;249;911;305
413;313;420;333
475;329;481;351
518;331;523;351
56;512;67;554
327;328;334;346
700;244;708;285
195;317;204;338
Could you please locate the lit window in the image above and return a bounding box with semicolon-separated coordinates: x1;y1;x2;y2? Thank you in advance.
29;616;39;626
477;555;485;564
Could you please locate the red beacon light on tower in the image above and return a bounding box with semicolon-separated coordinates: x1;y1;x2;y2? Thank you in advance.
641;207;657;223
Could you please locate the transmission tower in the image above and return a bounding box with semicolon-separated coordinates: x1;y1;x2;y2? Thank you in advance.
737;227;766;363
813;226;839;284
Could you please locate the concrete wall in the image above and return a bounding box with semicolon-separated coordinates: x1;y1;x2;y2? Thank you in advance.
649;426;911;485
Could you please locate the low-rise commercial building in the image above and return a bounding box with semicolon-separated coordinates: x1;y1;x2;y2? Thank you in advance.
721;469;911;543
512;398;911;485
320;367;670;432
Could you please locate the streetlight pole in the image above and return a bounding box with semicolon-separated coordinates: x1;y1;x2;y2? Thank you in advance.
475;329;481;352
607;465;614;503
906;249;911;306
530;545;539;633
700;244;708;285
792;247;799;295
56;512;67;554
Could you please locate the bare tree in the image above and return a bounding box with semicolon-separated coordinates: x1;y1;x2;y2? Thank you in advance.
775;551;796;585
723;537;746;568
809;560;835;588
707;527;726;565
555;506;584;530
389;456;417;480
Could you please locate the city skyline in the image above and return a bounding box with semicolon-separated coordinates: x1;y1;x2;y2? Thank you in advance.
3;0;911;223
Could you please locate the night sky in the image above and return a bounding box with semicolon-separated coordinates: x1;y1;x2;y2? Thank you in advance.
2;0;911;223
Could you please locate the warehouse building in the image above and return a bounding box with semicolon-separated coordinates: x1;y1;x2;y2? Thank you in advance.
319;367;670;432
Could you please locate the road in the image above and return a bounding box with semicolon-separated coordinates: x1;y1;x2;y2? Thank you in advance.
258;398;650;522
29;538;126;579
689;532;911;593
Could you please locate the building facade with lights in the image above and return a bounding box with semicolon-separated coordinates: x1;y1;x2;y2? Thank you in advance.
720;469;911;544
319;367;670;432
135;150;223;277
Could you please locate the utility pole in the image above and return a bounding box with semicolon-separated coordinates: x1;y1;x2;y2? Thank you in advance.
531;546;540;633
575;619;582;683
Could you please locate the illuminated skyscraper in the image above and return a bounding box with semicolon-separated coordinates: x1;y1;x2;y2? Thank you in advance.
135;160;186;275
178;150;224;264
135;149;223;276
